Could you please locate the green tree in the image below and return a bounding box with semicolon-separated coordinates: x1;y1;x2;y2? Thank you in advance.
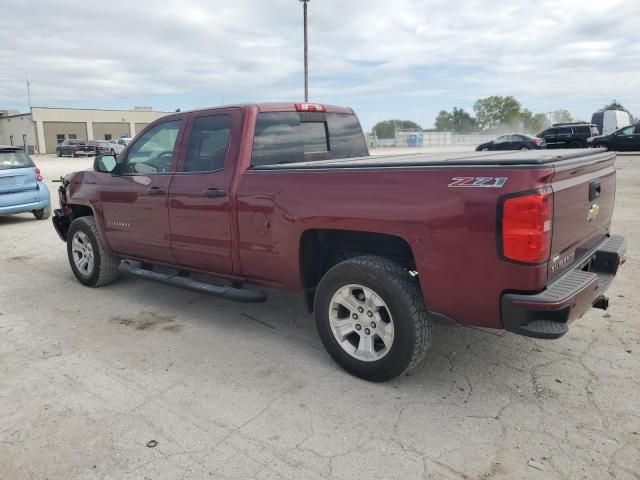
473;96;521;130
518;109;548;133
434;108;476;133
451;107;476;133
603;100;626;111
434;110;453;131
372;119;422;139
552;109;573;124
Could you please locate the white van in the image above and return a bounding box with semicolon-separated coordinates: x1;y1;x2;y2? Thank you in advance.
591;110;632;136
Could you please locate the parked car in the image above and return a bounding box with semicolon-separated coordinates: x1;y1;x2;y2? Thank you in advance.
108;137;131;156
591;110;632;136
52;102;626;381
0;145;51;219
587;124;640;151
537;123;599;149
476;133;545;151
56;139;81;157
75;140;110;157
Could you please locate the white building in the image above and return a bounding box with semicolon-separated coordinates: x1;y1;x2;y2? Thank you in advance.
0;107;171;154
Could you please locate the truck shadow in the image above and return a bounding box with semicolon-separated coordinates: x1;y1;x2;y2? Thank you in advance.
110;274;559;389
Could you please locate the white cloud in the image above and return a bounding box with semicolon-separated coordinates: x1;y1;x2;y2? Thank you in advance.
1;0;639;129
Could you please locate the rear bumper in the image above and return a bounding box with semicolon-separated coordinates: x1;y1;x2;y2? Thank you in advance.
501;235;626;339
0;183;50;215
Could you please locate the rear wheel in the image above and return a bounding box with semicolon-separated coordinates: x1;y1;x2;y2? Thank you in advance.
314;255;432;382
520;145;530;150
32;205;51;220
596;143;609;151
482;147;490;151
67;216;120;287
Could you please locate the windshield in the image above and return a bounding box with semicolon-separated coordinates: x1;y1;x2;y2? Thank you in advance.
0;150;35;170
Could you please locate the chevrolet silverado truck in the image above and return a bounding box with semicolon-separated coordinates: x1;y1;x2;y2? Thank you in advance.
52;102;627;381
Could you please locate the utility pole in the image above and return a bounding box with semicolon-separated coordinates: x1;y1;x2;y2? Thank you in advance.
25;73;32;110
299;0;310;102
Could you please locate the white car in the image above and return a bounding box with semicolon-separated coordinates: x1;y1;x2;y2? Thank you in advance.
108;137;131;156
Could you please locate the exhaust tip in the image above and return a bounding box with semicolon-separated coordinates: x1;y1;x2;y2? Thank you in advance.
593;295;609;311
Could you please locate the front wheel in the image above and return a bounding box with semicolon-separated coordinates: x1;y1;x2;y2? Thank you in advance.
67;216;120;287
595;143;609;151
520;146;530;150
314;255;432;382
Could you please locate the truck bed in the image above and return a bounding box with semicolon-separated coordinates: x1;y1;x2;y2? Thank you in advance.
253;148;614;169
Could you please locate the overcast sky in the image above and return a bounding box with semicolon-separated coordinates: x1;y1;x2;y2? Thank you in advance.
1;0;639;130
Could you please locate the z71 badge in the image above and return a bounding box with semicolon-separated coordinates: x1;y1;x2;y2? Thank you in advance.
448;177;508;188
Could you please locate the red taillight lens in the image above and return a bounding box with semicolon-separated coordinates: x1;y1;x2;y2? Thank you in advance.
501;190;552;263
34;167;43;182
295;103;326;112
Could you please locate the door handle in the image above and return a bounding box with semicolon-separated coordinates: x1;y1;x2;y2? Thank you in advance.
589;180;601;201
146;187;166;196
203;188;227;198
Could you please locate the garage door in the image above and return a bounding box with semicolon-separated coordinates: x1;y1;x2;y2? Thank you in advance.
93;122;131;141
43;122;88;154
134;123;150;136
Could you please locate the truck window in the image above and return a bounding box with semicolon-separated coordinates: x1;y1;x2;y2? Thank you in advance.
124;120;181;174
184;115;232;172
251;112;367;167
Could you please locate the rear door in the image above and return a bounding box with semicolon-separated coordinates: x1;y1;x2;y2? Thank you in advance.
99;118;183;262
168;108;241;274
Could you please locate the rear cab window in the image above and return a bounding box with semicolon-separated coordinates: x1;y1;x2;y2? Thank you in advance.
0;149;35;170
251;111;368;167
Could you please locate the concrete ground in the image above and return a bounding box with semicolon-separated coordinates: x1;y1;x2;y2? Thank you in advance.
1;152;639;480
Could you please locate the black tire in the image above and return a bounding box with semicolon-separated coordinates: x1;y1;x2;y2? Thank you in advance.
596;143;609;151
520;146;530;150
67;216;120;287
314;255;432;382
32;205;51;220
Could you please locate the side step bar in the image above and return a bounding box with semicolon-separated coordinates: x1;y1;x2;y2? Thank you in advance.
119;262;267;303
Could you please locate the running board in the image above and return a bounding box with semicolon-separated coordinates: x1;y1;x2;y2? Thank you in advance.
119;262;267;303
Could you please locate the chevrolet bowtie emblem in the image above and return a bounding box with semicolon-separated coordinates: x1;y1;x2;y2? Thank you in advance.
587;203;600;222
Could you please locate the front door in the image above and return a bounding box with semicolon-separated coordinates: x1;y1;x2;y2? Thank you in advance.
100;118;184;262
614;126;637;151
168;109;241;274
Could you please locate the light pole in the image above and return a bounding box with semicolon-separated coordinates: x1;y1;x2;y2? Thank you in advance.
299;0;310;102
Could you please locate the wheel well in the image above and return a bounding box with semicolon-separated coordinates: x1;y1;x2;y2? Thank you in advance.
300;229;417;311
69;204;93;219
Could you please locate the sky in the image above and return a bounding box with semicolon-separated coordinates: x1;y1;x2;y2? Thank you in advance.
1;0;639;131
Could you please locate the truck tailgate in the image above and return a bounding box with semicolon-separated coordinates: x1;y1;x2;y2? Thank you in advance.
548;152;616;280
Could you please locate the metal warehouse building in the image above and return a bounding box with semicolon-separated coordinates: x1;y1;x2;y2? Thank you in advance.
0;107;170;154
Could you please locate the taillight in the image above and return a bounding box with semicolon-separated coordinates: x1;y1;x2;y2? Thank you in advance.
500;190;552;264
533;137;544;145
34;167;43;182
295;103;326;112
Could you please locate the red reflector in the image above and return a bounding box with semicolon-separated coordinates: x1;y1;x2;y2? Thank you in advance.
34;167;42;182
295;103;326;112
501;191;552;263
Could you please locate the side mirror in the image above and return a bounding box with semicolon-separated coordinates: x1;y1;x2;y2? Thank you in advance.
94;154;118;173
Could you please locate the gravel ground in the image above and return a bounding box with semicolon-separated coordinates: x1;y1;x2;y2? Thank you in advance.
1;152;638;480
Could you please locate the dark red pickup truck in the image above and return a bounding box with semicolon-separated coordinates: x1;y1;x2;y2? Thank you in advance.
52;102;626;381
